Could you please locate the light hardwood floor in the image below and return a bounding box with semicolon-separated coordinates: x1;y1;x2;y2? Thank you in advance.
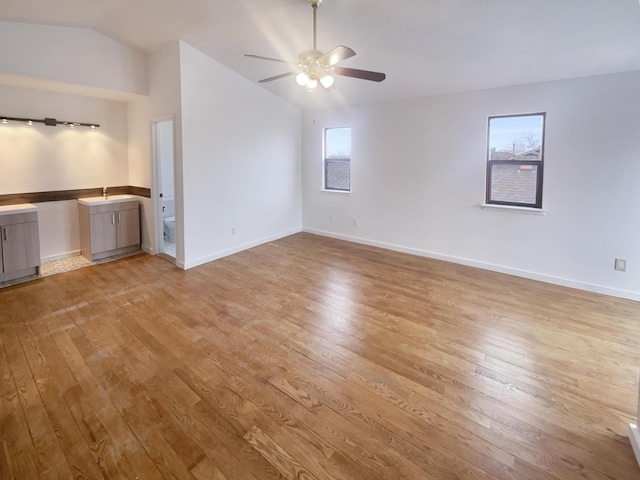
2;232;640;479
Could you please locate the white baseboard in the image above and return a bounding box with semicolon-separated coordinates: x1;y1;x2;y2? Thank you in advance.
182;227;302;270
41;250;81;263
302;228;640;302
630;424;640;468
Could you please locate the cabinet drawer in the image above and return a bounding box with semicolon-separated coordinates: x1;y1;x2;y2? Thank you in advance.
0;211;37;225
87;201;139;215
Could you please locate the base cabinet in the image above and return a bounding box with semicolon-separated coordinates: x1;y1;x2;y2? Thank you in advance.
0;206;40;284
79;199;140;261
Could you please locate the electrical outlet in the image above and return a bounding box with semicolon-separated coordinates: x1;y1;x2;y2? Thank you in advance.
231;226;237;235
329;215;335;223
352;218;359;227
614;258;627;272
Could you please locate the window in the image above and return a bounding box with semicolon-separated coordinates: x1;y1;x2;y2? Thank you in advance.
324;127;351;192
486;113;545;208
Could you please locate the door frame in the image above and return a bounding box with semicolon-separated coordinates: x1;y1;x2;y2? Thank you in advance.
151;116;176;260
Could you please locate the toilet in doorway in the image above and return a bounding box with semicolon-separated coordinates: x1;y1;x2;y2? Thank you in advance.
162;198;176;243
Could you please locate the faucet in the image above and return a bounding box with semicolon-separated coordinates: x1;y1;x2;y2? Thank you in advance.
103;186;108;199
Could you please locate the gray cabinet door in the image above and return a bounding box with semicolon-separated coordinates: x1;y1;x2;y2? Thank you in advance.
90;212;117;254
116;207;140;249
2;222;40;273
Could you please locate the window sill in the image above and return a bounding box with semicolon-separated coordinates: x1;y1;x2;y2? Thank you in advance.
480;203;546;216
322;189;351;195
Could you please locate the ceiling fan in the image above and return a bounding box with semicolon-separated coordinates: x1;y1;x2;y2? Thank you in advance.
245;0;386;92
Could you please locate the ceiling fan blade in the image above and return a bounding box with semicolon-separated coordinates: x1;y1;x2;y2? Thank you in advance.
318;45;356;66
333;67;386;82
245;54;294;65
258;71;296;83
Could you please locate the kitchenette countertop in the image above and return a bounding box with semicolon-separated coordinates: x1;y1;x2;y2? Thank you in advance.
0;203;38;215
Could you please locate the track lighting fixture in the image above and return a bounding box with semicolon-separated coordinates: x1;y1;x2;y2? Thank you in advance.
0;116;100;129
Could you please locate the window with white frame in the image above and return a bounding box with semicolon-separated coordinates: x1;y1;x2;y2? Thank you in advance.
324;127;351;192
486;113;545;208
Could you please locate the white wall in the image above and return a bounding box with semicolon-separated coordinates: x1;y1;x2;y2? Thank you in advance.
302;72;640;301
34;200;81;262
178;41;301;269
0;84;132;260
0;19;154;262
126;96;154;254
126;42;183;258
127;98;152;190
0;84;129;193
0;21;147;96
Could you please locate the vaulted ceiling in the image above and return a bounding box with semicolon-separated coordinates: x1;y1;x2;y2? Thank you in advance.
2;0;640;108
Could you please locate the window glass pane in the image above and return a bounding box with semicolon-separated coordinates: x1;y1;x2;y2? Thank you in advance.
325;128;351;158
489;115;543;160
487;113;544;207
490;163;538;205
324;127;351;191
325;159;350;191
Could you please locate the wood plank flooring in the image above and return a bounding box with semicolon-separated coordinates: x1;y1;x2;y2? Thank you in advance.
1;232;640;479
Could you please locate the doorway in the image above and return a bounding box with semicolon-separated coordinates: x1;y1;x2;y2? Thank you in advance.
152;119;176;259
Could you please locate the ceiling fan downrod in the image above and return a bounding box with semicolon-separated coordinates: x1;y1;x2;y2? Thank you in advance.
310;0;323;50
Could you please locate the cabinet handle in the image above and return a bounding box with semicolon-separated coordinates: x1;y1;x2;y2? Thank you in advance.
2;227;6;242
118;212;121;223
111;213;115;224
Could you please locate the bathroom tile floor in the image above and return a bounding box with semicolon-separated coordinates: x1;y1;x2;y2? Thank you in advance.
40;255;92;277
40;251;144;278
163;240;176;258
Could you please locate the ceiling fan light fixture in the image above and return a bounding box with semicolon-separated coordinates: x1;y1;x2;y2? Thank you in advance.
296;72;309;86
305;78;319;91
320;74;334;89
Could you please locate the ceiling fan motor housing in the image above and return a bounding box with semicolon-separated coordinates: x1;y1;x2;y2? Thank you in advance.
298;50;332;78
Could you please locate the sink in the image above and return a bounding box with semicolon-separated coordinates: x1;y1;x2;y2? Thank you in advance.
77;195;139;206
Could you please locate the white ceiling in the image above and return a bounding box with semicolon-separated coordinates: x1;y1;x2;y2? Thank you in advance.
2;0;640;108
